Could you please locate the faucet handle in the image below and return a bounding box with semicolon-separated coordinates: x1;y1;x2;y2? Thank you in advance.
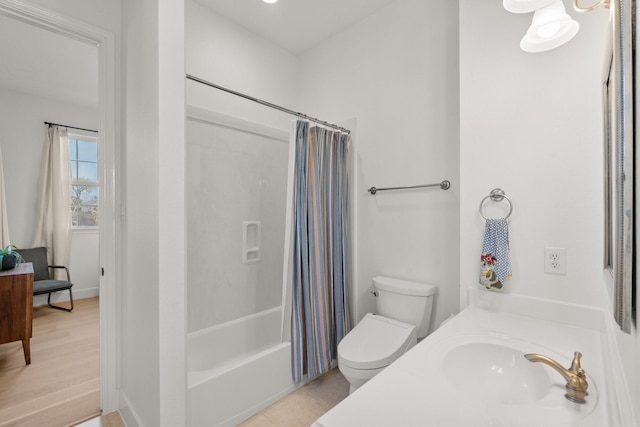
570;352;586;377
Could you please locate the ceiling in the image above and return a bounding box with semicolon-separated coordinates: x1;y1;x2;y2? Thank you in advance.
0;1;396;108
0;13;98;109
193;0;399;54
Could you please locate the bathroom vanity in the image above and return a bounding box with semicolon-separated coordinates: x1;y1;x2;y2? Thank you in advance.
313;292;636;427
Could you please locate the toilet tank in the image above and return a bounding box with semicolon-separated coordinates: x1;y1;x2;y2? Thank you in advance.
373;276;437;339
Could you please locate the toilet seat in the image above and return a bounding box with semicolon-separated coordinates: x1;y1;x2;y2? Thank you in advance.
338;313;417;370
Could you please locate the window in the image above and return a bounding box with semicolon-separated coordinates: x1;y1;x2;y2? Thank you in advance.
69;135;98;227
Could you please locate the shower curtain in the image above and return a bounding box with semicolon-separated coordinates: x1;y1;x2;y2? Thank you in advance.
291;120;350;383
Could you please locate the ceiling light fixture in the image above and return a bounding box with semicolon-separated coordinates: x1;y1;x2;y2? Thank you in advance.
503;0;557;13
521;1;579;52
504;0;580;53
573;0;610;12
262;0;279;4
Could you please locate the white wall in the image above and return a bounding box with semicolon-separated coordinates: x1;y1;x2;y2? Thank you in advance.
185;0;300;337
298;0;460;332
121;0;186;425
185;1;297;335
185;0;299;131
0;86;100;302
10;1;186;425
460;0;638;417
459;0;608;307
9;1;635;425
186;0;460;337
120;0;161;424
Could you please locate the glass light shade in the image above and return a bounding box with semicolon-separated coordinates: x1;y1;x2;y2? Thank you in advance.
503;0;556;13
520;0;579;52
262;0;279;3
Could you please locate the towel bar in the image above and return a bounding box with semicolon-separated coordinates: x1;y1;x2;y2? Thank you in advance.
368;180;451;195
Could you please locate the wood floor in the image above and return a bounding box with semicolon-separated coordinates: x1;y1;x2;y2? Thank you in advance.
0;297;100;427
75;411;124;427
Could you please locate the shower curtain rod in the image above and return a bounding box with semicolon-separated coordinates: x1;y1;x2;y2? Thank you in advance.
45;121;98;133
186;74;351;134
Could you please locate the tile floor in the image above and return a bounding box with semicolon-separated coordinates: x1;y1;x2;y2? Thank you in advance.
239;368;350;427
76;368;349;427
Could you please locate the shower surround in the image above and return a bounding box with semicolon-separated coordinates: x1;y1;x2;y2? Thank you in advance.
186;106;293;426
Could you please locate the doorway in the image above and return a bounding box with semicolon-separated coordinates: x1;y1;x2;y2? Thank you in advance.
0;0;118;418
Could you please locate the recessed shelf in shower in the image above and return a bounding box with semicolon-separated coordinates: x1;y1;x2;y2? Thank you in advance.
242;221;261;263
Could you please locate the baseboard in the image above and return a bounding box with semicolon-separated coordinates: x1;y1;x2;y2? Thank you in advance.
118;392;143;427
33;287;99;307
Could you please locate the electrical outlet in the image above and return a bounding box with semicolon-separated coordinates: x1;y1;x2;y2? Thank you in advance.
544;247;566;275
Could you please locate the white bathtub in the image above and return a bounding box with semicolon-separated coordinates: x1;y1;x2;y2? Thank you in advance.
187;307;296;427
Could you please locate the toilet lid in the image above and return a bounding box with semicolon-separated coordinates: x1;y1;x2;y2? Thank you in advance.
338;313;417;370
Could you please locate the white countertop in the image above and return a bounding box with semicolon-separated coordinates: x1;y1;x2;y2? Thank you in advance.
313;292;635;427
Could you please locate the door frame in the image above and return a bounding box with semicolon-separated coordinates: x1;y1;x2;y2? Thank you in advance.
0;0;119;413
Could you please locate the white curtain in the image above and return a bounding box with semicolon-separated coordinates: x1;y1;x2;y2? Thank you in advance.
32;126;72;270
0;145;10;248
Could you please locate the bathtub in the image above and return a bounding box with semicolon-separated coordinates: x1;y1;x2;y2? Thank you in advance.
187;307;296;427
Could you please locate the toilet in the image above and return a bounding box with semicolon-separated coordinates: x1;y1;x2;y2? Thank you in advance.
337;276;437;394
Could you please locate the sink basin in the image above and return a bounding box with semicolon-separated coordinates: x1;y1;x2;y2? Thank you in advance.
443;342;552;404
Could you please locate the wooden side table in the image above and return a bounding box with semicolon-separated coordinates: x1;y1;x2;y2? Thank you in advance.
0;262;34;365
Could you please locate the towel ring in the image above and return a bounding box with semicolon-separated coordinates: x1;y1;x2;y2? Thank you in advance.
479;188;513;220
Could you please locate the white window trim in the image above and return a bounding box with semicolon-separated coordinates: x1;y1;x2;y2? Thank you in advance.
72;227;99;235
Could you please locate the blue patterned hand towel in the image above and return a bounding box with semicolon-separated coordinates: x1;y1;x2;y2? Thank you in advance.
479;218;511;291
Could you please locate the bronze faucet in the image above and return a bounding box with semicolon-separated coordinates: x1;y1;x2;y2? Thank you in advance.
524;351;588;404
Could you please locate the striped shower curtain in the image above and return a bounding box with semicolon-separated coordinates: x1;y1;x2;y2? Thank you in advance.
291;120;350;383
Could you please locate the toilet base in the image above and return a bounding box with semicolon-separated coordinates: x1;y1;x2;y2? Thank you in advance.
338;363;386;395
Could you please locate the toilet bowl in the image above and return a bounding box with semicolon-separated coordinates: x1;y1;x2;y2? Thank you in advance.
338;314;417;393
338;276;436;394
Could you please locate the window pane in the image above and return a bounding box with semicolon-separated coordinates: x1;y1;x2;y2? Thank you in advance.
69;139;77;161
69;137;99;228
77;206;98;226
77;161;98;183
71;160;78;182
78;140;97;162
71;185;82;212
72;185;98;206
81;186;98;205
